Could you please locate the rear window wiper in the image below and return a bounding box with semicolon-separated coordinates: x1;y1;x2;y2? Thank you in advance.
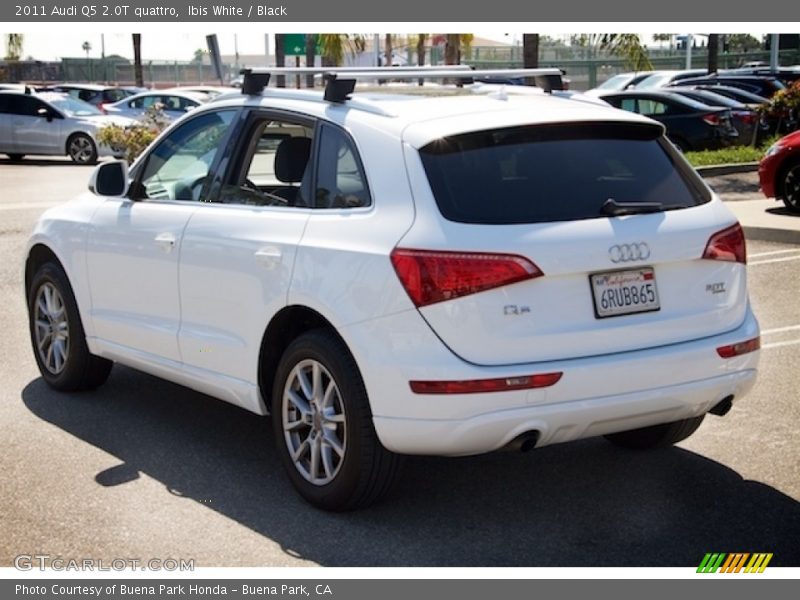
600;198;664;216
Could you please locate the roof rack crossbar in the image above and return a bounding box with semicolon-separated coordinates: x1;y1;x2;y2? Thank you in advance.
240;67;566;99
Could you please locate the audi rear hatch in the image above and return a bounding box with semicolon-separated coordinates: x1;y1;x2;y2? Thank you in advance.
396;121;748;366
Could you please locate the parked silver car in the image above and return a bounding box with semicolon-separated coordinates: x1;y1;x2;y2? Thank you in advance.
102;90;207;122
0;91;136;164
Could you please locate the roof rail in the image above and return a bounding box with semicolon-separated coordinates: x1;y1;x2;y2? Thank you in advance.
239;67;565;101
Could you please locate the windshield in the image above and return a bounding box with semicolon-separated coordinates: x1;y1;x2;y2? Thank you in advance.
49;97;102;117
597;74;633;90
419;122;711;225
635;73;675;89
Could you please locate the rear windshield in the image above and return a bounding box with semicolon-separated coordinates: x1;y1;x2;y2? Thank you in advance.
419;122;711;225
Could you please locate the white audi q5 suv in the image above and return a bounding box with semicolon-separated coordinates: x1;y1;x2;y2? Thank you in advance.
25;69;759;510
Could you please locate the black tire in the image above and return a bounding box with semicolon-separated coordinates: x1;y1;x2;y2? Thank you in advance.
28;262;113;391
271;329;401;511
603;415;705;450
66;133;98;165
777;158;800;214
7;153;25;161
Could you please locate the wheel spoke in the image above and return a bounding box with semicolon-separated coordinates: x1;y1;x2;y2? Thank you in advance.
309;436;321;480
284;418;306;432
296;368;313;400
325;412;345;424
311;362;323;403
43;285;55;316
45;342;55;371
286;388;311;417
320;443;335;479
291;437;310;462
322;380;336;408
53;340;65;372
322;429;344;457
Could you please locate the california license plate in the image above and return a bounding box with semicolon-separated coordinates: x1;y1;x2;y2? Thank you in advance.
590;268;660;318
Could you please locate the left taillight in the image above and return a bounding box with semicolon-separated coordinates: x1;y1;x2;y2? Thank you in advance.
390;248;543;308
717;337;760;358
702;223;746;264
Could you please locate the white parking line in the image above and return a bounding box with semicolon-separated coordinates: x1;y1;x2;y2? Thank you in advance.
749;255;800;266
762;324;800;335
749;249;800;258
0;202;59;211
762;339;800;350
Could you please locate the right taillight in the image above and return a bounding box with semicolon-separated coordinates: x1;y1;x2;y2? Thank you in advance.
702;113;721;126
702;223;746;264
390;248;543;308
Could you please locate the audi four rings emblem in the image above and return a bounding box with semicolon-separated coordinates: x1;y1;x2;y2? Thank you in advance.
609;243;651;263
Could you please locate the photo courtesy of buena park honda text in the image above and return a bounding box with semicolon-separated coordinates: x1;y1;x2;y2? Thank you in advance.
0;0;798;596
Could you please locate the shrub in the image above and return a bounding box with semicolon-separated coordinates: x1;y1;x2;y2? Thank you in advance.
757;80;800;133
96;105;170;163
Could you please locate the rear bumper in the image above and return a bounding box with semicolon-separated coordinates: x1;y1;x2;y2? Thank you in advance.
341;306;760;456
373;369;756;456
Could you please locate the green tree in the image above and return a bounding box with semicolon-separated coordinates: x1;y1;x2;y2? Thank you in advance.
191;48;206;64
5;34;23;60
726;34;762;53
132;34;143;87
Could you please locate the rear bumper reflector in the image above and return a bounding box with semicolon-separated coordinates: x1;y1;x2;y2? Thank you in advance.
409;372;563;395
716;336;760;359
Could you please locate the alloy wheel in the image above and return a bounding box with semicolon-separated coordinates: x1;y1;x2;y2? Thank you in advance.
282;359;347;485
33;282;70;375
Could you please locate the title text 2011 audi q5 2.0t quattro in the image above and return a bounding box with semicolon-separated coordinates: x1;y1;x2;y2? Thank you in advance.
25;69;760;510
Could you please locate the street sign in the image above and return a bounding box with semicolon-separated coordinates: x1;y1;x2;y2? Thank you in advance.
283;34;320;56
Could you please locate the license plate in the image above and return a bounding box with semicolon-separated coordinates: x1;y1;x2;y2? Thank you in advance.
590;268;660;319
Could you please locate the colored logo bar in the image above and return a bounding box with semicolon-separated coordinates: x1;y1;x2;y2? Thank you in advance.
697;553;773;573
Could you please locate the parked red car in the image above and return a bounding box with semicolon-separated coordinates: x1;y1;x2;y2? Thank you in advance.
759;130;800;213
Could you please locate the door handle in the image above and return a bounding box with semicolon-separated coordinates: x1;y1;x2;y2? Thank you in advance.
254;246;282;269
154;232;176;252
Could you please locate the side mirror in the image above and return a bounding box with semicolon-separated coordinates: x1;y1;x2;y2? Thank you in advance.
37;107;53;122
89;160;129;197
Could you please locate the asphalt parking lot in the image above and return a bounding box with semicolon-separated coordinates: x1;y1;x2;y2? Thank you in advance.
1;157;798;567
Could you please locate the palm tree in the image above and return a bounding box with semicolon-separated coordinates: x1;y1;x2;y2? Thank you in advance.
384;34;393;67
523;34;539;68
416;34;428;85
82;41;92;59
318;34;344;67
5;34;23;60
444;34;460;65
275;34;286;87
305;34;316;88
132;34;143;87
707;33;719;74
587;34;652;71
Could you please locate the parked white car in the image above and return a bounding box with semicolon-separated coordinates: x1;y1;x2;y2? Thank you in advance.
0;91;135;163
102;90;207;122
25;71;760;510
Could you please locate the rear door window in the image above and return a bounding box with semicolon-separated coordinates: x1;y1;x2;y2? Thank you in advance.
419;122;711;225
